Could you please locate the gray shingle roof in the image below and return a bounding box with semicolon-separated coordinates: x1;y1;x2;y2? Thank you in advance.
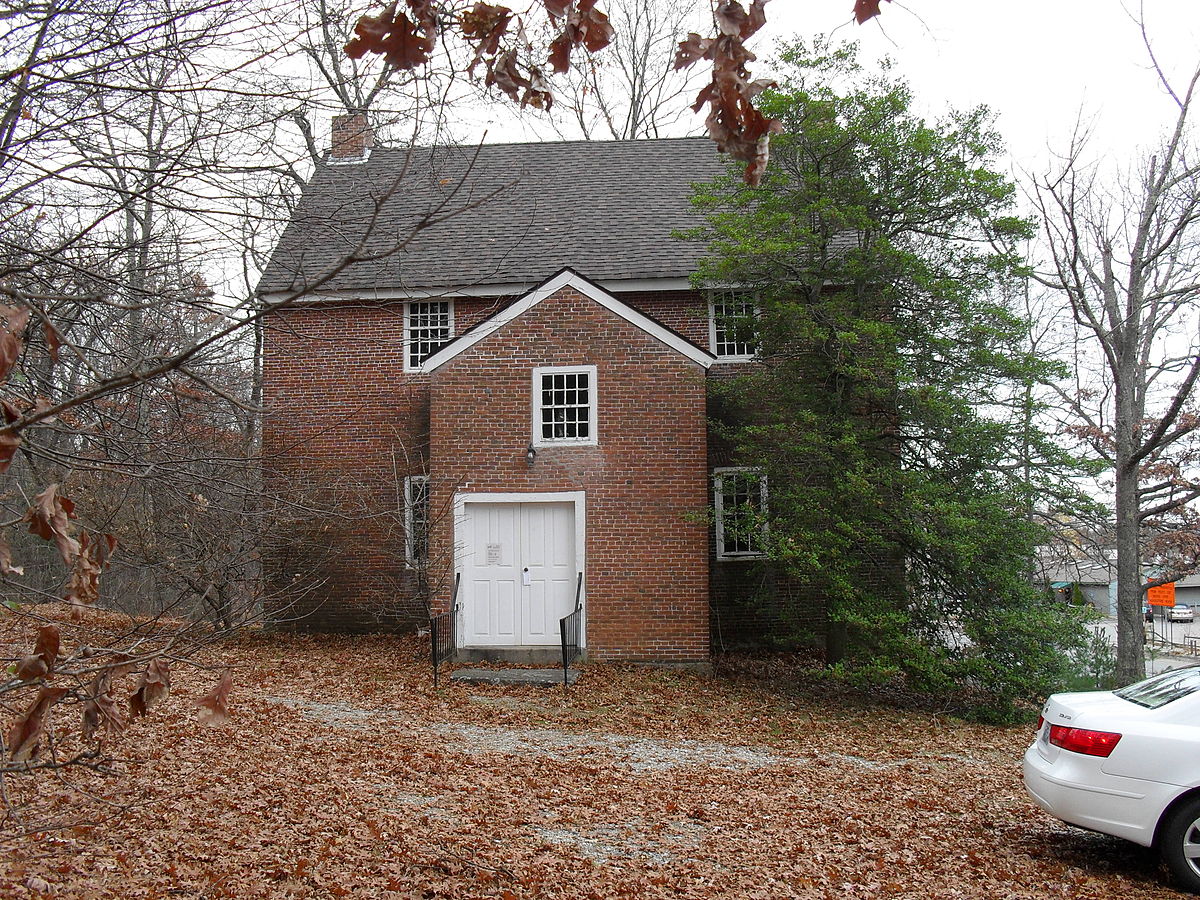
258;137;729;295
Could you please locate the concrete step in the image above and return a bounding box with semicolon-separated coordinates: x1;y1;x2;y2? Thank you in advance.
450;667;579;687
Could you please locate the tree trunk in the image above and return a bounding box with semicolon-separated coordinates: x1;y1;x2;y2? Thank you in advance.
826;620;847;665
1114;395;1146;684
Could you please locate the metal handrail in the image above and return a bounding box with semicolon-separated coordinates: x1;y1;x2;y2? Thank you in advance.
430;573;460;689
559;572;584;688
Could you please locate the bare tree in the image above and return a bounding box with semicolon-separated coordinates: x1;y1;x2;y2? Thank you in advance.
1032;60;1200;683
0;0;598;795
541;0;706;140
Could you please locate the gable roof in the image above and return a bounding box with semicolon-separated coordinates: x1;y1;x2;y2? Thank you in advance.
257;137;727;296
421;268;715;372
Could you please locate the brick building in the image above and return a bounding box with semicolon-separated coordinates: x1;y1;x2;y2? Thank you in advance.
258;119;807;664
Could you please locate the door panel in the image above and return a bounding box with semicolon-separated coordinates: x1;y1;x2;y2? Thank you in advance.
463;503;521;645
521;502;576;643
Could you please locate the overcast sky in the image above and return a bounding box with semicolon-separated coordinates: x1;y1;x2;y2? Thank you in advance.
761;0;1200;174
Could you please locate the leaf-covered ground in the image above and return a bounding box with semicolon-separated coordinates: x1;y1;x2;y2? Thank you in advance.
0;613;1189;898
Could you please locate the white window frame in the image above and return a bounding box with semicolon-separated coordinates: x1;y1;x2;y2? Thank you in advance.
531;365;598;448
404;475;430;564
708;293;758;362
714;467;768;560
403;300;455;372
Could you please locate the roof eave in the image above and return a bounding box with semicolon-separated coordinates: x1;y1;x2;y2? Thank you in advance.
257;275;698;305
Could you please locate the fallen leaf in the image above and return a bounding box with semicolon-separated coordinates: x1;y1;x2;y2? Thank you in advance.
196;671;233;727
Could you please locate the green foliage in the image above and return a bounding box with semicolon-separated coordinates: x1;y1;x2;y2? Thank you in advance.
1063;625;1118;693
692;38;1089;720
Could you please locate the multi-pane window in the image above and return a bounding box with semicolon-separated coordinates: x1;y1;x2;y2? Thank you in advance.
709;294;758;360
405;300;453;369
714;468;767;559
532;365;597;446
404;475;430;563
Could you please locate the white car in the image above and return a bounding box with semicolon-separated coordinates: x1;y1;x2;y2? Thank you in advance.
1024;667;1200;893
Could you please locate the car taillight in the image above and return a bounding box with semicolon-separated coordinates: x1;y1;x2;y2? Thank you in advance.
1048;724;1122;757
1036;715;1044;732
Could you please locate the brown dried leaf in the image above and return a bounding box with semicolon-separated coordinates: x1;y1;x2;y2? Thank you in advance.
460;1;513;70
25;484;79;565
130;658;171;718
81;672;125;743
0;530;23;575
524;66;553;109
546;0;612;72
344;0;397;58
0;305;29;384
485;48;530;102
548;32;573;73
0;429;19;474
196;671;233;727
34;624;59;672
7;685;69;762
99;652;138;679
64;530;116;608
714;0;748;37
406;0;437;29
14;655;47;681
345;1;435;70
462;8;510;43
43;320;61;364
711;0;768;39
854;0;891;25
674;33;713;70
744;0;767;37
575;1;612;53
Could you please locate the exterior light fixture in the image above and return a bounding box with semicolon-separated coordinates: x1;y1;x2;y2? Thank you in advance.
526;443;536;465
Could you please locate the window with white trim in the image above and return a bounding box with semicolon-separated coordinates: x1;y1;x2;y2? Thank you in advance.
532;365;597;446
404;475;430;563
404;300;454;370
709;293;758;361
714;467;767;559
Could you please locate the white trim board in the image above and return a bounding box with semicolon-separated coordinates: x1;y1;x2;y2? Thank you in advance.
420;268;715;372
258;276;695;306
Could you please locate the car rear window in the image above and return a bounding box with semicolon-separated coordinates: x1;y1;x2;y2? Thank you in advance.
1116;667;1200;708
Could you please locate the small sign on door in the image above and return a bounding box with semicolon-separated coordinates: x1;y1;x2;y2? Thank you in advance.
486;543;502;566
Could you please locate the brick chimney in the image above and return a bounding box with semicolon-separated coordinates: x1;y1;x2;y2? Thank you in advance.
330;112;372;159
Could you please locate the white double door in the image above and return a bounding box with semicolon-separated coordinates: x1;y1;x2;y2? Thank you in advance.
461;501;577;647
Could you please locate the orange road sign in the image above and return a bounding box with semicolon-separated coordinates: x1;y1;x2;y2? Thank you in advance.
1148;582;1177;607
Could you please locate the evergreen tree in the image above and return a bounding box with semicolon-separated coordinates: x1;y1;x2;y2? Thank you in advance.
691;39;1090;720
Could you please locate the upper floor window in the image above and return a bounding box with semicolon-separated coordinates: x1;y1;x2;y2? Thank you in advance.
714;467;768;559
709;293;758;361
532;365;597;447
404;475;430;563
405;300;454;370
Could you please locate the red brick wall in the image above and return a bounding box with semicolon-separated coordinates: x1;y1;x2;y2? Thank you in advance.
260;302;429;629
427;286;711;663
260;288;713;641
259;300;515;629
614;289;709;349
